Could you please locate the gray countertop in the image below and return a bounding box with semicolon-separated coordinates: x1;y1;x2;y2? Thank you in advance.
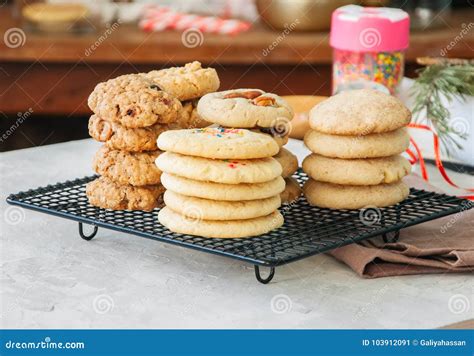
1;139;472;329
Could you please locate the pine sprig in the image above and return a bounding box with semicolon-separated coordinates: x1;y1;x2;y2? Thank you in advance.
411;63;474;156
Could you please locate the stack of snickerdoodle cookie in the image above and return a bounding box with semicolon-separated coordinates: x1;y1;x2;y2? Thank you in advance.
197;89;302;203
156;128;285;238
302;89;412;209
86;62;220;211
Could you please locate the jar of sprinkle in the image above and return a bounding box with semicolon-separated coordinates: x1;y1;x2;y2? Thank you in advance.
330;5;410;95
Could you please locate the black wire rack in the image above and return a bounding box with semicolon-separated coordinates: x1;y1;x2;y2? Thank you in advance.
6;171;472;283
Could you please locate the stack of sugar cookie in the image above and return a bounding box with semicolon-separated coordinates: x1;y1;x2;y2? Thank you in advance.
86;62;220;211
302;89;412;209
197;89;301;203
155;128;285;238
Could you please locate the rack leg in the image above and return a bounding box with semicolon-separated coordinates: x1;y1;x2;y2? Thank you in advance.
254;266;275;284
382;230;400;243
78;222;98;241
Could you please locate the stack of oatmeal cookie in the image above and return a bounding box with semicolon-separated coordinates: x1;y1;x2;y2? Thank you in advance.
145;61;219;129
197;89;302;204
86;62;220;211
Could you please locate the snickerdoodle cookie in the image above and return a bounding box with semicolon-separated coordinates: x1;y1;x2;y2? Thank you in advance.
309;89;411;135
304;128;410;159
303;179;409;209
302;154;411;186
280;177;302;204
274;147;299;178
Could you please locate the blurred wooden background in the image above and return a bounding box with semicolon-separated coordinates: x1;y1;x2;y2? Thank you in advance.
1;3;473;151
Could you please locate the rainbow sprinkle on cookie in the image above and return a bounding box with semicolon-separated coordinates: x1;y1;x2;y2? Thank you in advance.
191;127;244;138
223;159;247;169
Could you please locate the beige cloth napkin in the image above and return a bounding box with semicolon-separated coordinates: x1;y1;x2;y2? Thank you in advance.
329;175;474;278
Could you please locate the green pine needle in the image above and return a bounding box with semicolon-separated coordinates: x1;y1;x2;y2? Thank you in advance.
411;64;474;156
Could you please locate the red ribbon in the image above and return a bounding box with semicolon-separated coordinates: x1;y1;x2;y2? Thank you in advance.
407;123;474;200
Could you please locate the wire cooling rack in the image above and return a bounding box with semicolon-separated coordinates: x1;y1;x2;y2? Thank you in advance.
6;171;472;283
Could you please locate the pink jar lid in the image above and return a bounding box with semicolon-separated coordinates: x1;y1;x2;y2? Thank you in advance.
330;5;409;52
